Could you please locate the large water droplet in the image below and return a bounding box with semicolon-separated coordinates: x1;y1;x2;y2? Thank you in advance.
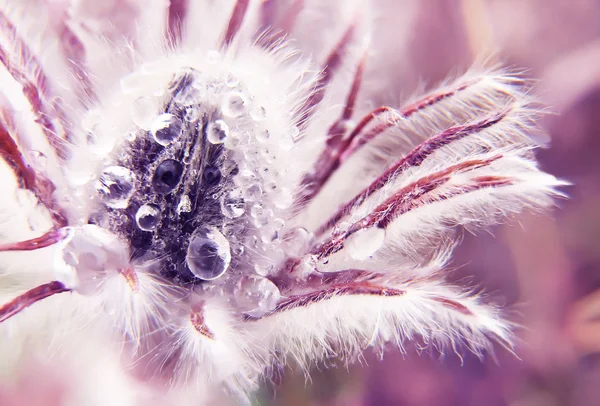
186;227;231;281
346;227;386;260
152;159;184;194
131;96;156;129
283;227;313;257
56;225;129;294
96;166;136;209
135;204;161;231
220;190;245;219
150;113;183;146
234;275;281;317
222;91;248;117
207;120;229;144
273;187;293;210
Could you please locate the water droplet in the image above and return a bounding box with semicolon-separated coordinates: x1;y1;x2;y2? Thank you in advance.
250;204;264;219
234;275;281;317
250;106;266;122
96;166;136;209
222;91;248;117
56;225;129;294
150;113;183;146
177;195;192;214
346;227;386;260
225;73;239;87
220;190;245;219
256;129;270;143
131;97;156;130
207;120;229;144
283;227;313;257
152;159;184;194
273;187;293;210
135;204;161;231
186;227;231;281
245;183;263;201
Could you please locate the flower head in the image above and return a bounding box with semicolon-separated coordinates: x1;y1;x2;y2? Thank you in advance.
0;0;565;404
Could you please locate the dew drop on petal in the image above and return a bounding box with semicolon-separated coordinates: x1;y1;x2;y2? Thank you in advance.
234;275;281;317
273;187;293;209
225;73;239;87
186;227;231;281
283;227;313;258
245;183;263;201
256;129;270;143
57;225;129;294
220;190;245;218
96;166;136;209
151;113;183;146
131;96;155;129
152;159;184;194
207;120;229;144
250;106;266;122
222;91;248;117
135;204;161;231
346;227;386;260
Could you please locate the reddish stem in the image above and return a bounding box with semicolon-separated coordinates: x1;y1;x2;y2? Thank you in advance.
0;229;66;252
301;79;479;205
313;157;508;259
0;10;71;159
315;110;508;236
0;281;71;323
222;0;250;46
167;0;189;47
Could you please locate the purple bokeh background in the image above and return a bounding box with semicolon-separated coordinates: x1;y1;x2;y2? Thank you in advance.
262;1;600;405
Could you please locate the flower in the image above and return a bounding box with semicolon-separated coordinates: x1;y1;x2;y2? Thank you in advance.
0;0;565;404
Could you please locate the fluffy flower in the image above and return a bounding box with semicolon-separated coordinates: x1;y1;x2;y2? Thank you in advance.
0;0;565;404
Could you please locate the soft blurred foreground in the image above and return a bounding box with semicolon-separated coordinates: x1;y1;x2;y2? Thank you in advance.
257;1;600;405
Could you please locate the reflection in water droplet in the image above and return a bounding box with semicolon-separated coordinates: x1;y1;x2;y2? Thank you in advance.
234;275;281;317
186;227;231;281
207;120;229;144
135;204;161;231
222;91;247;117
96;166;136;209
346;227;386;260
152;159;184;194
220;190;245;218
151;113;183;146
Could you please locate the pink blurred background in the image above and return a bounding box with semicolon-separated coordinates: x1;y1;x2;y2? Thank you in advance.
260;1;600;405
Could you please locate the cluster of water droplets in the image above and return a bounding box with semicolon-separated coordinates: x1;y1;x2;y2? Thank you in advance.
83;52;318;317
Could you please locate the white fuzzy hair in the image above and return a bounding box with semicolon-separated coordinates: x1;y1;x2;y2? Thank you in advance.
0;0;565;404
